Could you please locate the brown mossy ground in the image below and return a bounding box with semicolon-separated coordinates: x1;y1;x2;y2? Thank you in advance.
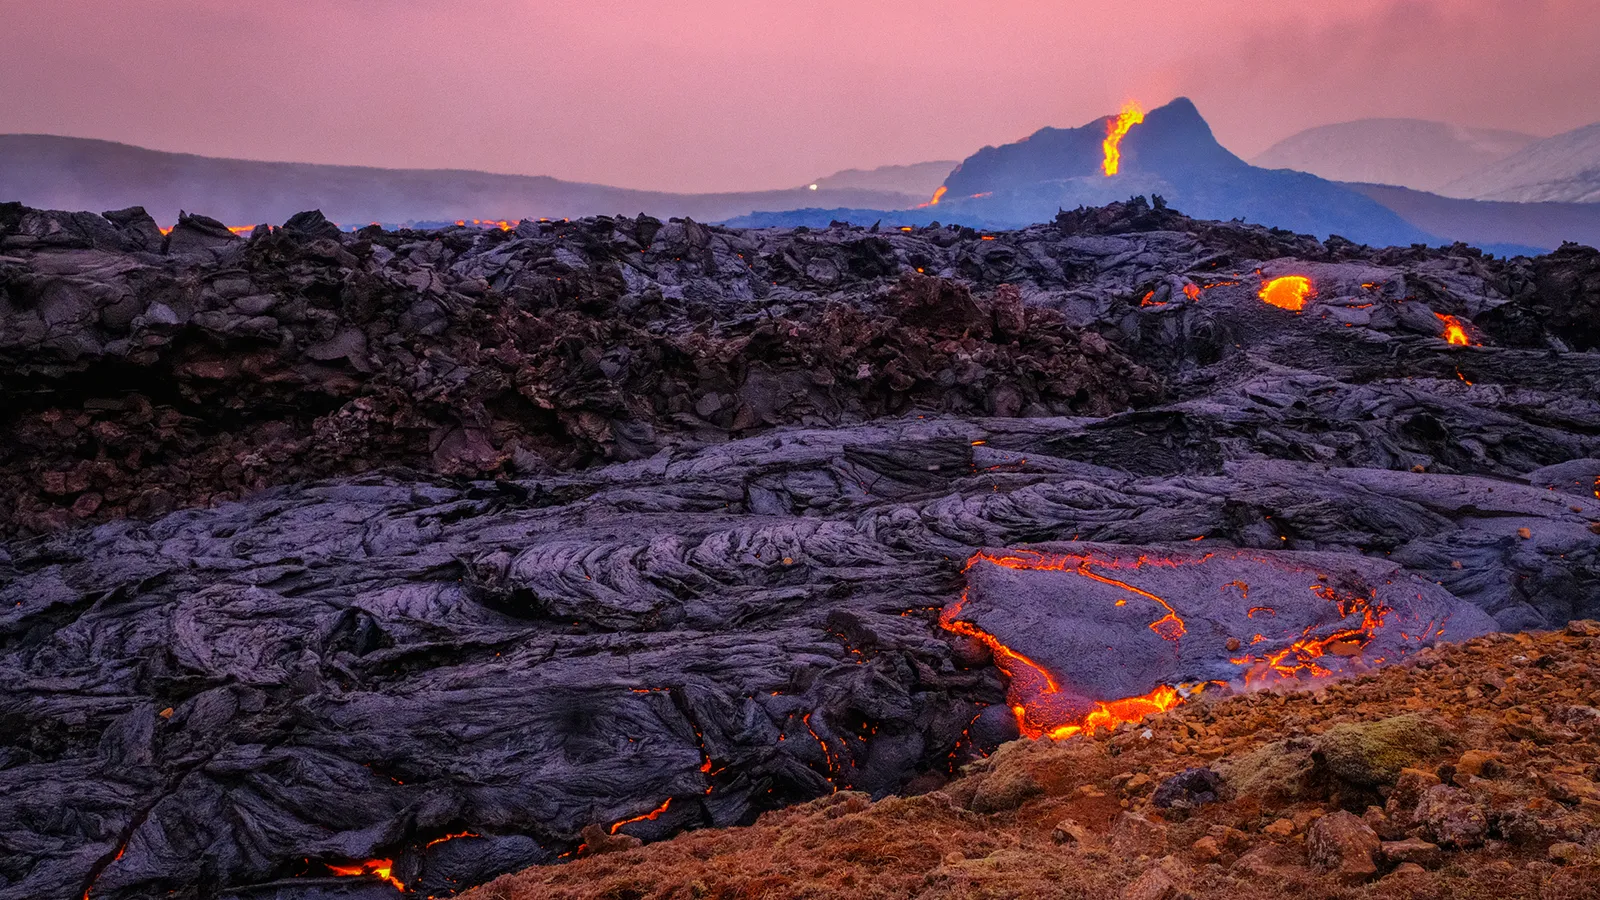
464;625;1600;900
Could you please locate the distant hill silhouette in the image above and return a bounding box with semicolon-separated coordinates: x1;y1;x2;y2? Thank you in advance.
1442;121;1600;204
812;161;955;197
0;134;926;227
1252;119;1536;193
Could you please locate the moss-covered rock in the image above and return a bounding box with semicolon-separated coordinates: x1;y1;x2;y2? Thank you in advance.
1316;715;1454;787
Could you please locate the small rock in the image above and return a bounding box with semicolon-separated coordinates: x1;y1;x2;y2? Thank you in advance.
1456;749;1502;779
1540;771;1600;805
1120;867;1178;900
1386;767;1442;824
1380;837;1443;869
1052;818;1091;845
1111;811;1169;851
1412;784;1487;848
1263;818;1295;837
1151;767;1224;811
1390;862;1426;877
1190;835;1221;862
1307;810;1380;884
1547;842;1583;864
1568;620;1600;637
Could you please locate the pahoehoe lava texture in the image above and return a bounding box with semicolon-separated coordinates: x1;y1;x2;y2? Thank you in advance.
955;545;1498;733
1;197;1599;899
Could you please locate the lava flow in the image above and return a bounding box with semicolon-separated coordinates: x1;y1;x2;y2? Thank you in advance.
1259;275;1314;311
1435;312;1475;345
327;858;405;891
941;547;1466;744
1101;102;1145;176
942;550;1189;739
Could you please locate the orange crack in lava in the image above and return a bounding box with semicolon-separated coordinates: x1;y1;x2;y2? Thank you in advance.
326;859;404;891
1102;102;1145;176
1435;312;1474;345
610;797;672;834
1183;283;1202;301
941;550;1191;739
1228;583;1389;685
424;831;480;848
1259;275;1314;311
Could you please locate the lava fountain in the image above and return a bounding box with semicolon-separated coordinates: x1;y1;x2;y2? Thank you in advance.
942;545;1494;740
1102;103;1146;177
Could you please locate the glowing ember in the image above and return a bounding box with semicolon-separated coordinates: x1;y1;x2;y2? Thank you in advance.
326;859;404;891
1101;102;1145;177
1258;275;1314;311
1435;313;1473;345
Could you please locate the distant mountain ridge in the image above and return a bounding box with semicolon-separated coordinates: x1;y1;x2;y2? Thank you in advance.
1251;119;1538;193
0;134;929;226
1442;122;1600;204
920;98;1435;248
734;99;1600;254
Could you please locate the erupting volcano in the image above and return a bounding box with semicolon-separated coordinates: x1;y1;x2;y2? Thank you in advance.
943;546;1495;740
1101;102;1146;176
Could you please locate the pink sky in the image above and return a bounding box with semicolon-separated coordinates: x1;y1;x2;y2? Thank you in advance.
3;0;1598;193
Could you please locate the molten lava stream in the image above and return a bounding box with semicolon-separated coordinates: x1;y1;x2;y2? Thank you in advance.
942;551;1187;740
1259;275;1314;311
326;858;405;891
1102;102;1145;177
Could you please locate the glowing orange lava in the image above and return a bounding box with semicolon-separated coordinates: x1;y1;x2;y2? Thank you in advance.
1183;283;1201;301
927;186;949;207
1227;583;1389;685
326;859;404;891
609;797;672;834
1258;275;1314;311
1435;313;1473;345
1101;102;1145;176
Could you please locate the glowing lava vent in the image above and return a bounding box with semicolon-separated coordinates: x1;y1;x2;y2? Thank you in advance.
326;858;405;891
1435;312;1475;346
942;545;1494;740
1102;103;1146;176
1259;275;1315;311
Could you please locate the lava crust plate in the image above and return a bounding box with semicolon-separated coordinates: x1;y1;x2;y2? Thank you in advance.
951;544;1497;735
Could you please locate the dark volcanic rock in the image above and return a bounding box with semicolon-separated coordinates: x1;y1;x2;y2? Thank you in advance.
0;199;1598;900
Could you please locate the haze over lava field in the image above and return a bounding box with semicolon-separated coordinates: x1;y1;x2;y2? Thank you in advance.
2;193;1598;899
